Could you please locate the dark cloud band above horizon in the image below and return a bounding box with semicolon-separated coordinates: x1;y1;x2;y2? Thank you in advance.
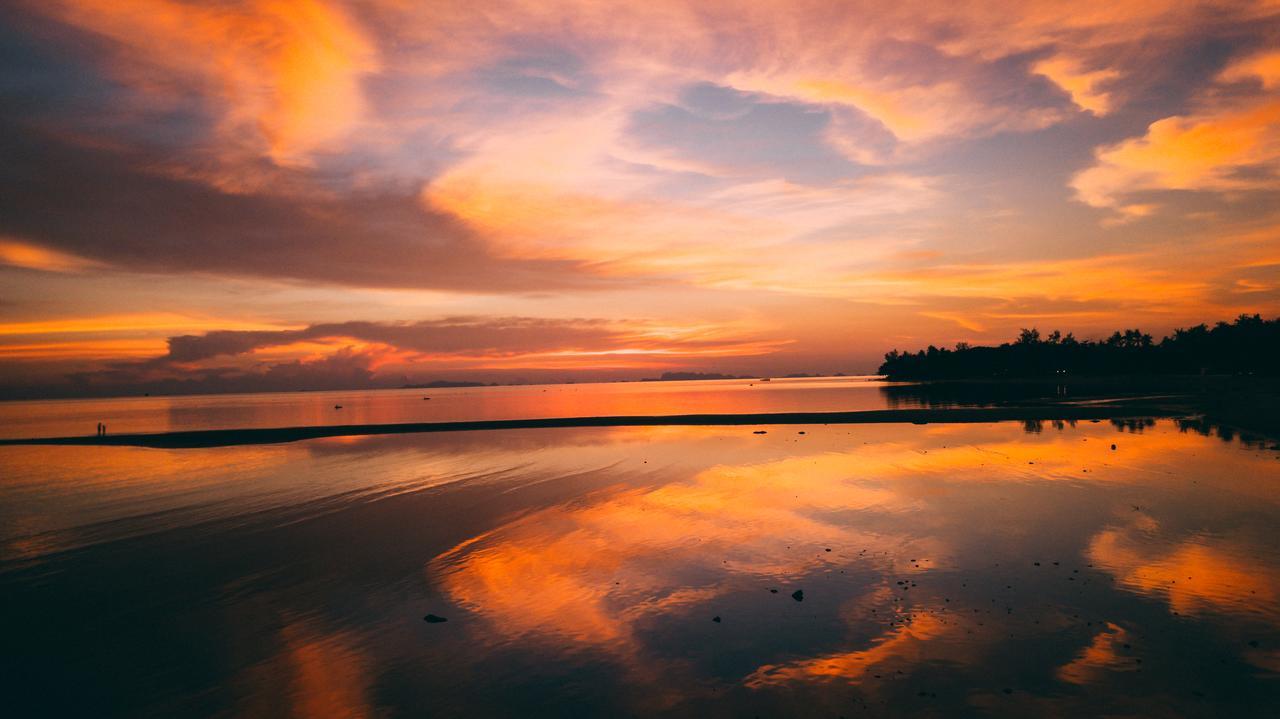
0;120;620;293
161;317;631;363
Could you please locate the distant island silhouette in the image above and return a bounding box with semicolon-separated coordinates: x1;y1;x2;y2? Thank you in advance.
641;372;753;381
401;380;494;389
879;314;1279;380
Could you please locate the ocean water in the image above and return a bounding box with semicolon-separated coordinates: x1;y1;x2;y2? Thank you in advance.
2;413;1278;717
0;376;909;440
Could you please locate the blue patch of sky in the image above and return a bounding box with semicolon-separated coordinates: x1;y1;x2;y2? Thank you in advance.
627;82;867;185
474;43;598;99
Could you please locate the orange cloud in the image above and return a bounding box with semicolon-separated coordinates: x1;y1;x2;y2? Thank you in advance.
1073;101;1280;211
850;253;1208;308
44;0;378;166
1220;50;1280;90
0;338;165;359
0;238;100;273
1034;57;1118;116
1073;50;1280;215
0;313;287;337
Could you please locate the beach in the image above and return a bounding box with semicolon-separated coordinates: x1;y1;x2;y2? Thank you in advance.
3;379;1278;716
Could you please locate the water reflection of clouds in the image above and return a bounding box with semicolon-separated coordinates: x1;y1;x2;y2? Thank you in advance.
428;420;1280;697
1088;522;1280;623
1056;622;1136;685
744;612;953;688
431;448;949;653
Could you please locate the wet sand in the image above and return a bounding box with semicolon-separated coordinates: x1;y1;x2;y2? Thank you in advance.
4;419;1278;717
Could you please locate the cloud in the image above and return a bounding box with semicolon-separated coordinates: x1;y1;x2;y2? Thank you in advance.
0;120;606;292
1072;49;1280;216
1033;57;1118;115
1073;102;1280;211
160;317;631;363
39;0;379;166
0;315;793;397
0;237;101;273
43;345;381;398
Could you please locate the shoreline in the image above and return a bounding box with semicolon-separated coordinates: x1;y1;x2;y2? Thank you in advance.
0;404;1193;449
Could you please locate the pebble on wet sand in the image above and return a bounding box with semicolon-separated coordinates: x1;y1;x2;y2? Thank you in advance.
792;589;804;602
423;614;448;623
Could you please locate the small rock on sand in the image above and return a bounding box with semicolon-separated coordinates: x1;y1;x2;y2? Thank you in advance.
712;616;721;623
423;614;448;623
791;589;804;602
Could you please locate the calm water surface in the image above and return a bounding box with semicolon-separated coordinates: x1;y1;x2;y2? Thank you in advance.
3;418;1278;717
0;376;911;440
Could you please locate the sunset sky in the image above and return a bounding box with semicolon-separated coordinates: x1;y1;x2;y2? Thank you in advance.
1;0;1278;397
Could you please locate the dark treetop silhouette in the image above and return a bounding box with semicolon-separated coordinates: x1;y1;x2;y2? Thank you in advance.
878;314;1280;380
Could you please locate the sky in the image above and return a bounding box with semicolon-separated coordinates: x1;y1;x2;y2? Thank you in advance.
1;0;1278;398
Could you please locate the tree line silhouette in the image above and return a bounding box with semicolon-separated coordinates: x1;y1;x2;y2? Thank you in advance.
879;314;1280;380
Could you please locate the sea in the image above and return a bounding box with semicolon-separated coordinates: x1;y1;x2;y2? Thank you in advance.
2;376;1277;716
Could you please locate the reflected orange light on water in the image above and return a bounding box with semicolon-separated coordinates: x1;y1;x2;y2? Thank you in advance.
432;446;951;655
745;612;951;687
1056;622;1135;685
1088;523;1280;623
424;419;1280;691
233;620;375;719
